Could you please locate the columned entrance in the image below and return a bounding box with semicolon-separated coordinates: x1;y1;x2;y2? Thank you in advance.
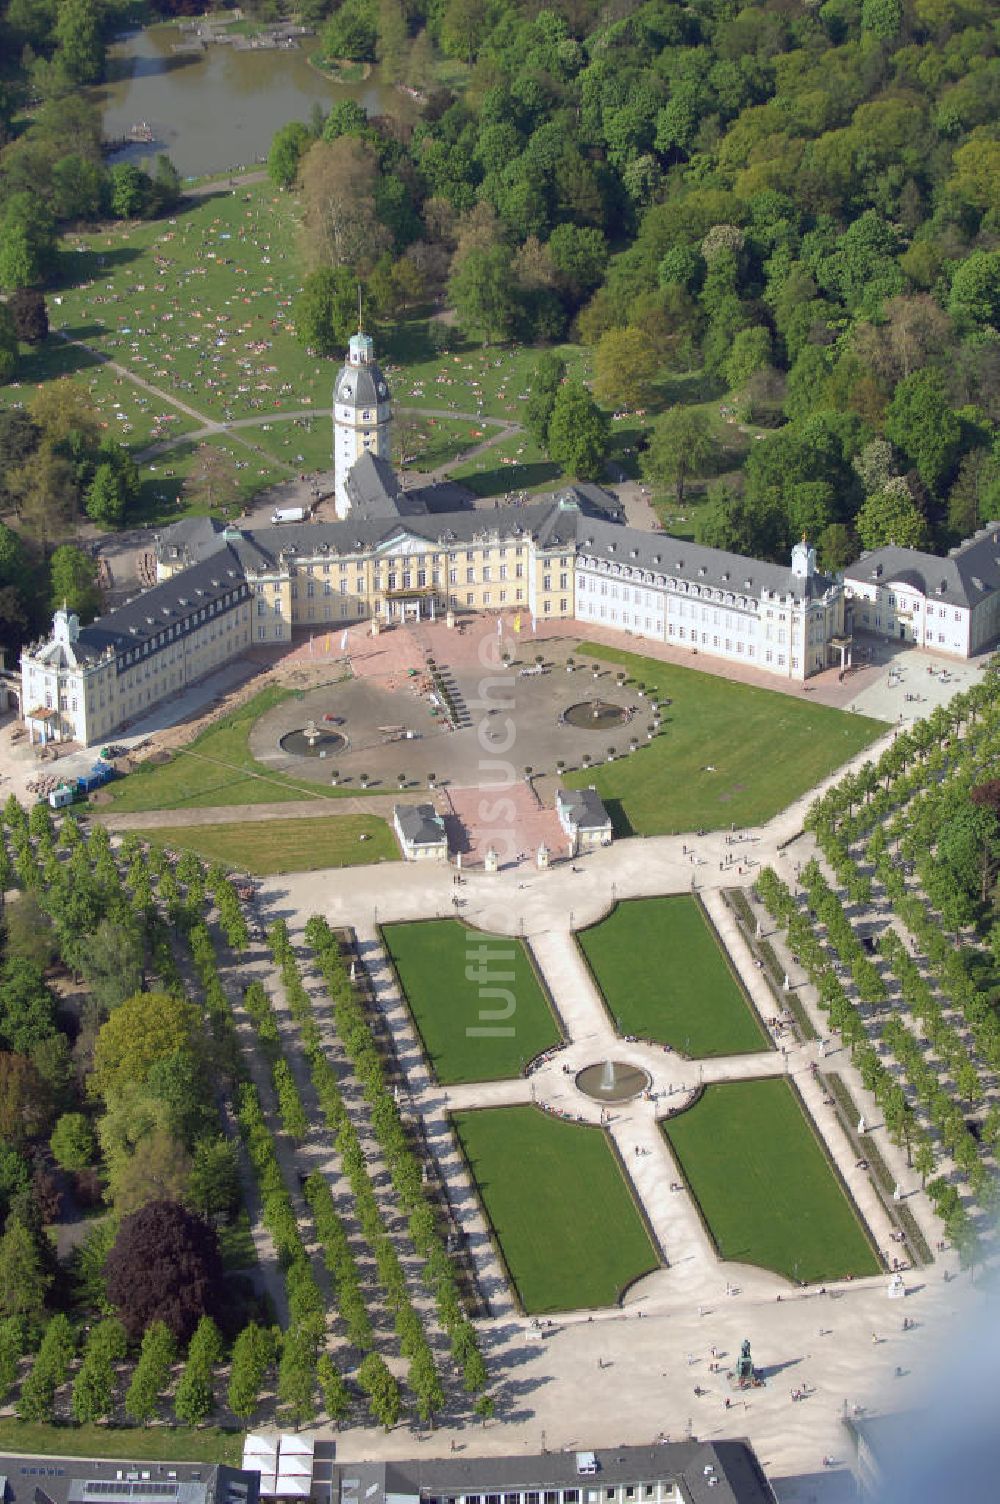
380;591;439;623
829;635;853;671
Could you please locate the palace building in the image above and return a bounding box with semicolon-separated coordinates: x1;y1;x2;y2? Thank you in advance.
21;330;861;748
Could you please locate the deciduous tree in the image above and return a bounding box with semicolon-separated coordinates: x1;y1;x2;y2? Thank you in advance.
104;1200;224;1342
182;444;241;516
592;326;658;411
9;288;48;344
298;138;390;272
49;544;100;621
546;380;609;480
642;407;714;506
855;478;930;550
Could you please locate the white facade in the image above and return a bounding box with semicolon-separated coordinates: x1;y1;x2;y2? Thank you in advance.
393;804;448;861
333;331;392;519
21;559;252;747
843;524;1000;659
847;578;971;655
574;535;844;683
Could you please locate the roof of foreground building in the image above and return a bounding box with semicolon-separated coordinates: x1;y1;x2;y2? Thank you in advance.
844;523;1000;611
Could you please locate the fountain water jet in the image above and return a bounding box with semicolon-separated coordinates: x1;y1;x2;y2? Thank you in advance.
576;1060;650;1103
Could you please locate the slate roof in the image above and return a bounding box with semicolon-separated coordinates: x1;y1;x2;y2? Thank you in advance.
408;478;478;513
334;359;389;410
155;514;228;569
333;1442;775;1504
65;548;249;664
0;1457;257;1504
394;803;446;847
557;786;611;830
98;457;842;682
575;517;834;602
344;451;429;520
844;523;1000;610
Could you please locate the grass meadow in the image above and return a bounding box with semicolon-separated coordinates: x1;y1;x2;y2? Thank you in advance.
563;644;886;835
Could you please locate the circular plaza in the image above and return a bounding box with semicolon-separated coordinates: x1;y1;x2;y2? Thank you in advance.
248;642;651;789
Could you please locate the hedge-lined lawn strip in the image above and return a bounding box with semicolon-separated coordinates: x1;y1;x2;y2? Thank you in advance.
134;813;395;874
564;644;885;836
382;919;560;1083
578;896;768;1057
662;1079;880;1283
451;1106;660;1312
0;1419;242;1463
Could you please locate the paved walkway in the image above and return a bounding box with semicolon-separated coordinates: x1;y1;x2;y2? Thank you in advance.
256;712;966;1493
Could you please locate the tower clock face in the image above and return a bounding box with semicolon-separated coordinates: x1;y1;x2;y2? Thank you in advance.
340;382;353;400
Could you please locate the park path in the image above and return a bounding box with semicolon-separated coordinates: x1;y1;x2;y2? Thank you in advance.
351;917;520;1324
134;404;522;473
184;170;269;199
241;927;457;1378
96;793;395;829
54;329;302;478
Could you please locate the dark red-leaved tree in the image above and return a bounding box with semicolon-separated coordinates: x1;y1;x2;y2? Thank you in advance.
9;289;48;346
970;780;1000;816
104;1200;224;1343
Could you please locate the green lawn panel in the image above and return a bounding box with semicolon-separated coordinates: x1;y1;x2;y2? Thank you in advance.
663;1078;880;1283
578;896;768;1057
104;686;377;813
135;814;395;874
564;644;885;836
382;920;561;1083
452;1105;660;1312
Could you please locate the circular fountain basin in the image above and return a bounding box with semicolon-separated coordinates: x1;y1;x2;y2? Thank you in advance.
279;728;348;758
575;1061;651;1103
563;700;630;731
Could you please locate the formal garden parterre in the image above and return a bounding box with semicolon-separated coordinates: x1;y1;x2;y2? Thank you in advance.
661;1078;881;1284
450;1106;661;1314
380;919;563;1084
576;895;770;1057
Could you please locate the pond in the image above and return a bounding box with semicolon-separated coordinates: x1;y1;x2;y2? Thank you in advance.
94;24;410;178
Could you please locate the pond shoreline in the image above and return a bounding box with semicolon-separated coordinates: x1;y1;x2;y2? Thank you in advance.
93;21;408;178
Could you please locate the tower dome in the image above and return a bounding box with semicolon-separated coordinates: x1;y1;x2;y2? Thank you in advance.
332;329;392;518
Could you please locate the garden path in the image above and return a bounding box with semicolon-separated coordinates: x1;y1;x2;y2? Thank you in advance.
170;924;294;1326
53;326;304;483
134;405;521;479
351;916;521;1325
241;719;976;1483
242;932;455;1382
